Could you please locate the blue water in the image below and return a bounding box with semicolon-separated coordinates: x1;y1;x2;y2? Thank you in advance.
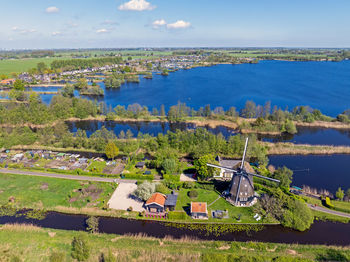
261;127;350;146
269;154;350;193
66;120;236;138
39;60;350;116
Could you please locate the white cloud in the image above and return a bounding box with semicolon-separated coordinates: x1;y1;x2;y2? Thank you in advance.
51;31;61;36
102;20;118;26
12;26;19;31
19;29;37;34
118;0;155;11
167;20;191;29
46;6;59;13
96;28;108;34
152;19;166;29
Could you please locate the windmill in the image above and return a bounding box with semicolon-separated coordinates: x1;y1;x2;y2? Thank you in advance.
207;137;280;206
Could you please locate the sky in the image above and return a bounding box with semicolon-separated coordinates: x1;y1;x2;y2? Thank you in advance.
0;0;349;49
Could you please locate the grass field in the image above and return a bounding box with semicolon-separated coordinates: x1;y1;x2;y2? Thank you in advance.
0;57;65;76
0;173;116;209
0;224;349;262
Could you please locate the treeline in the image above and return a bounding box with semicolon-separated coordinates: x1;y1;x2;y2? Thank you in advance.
50;56;123;71
0;95;98;125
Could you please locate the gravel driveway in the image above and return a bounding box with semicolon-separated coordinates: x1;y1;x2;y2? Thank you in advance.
108;182;145;212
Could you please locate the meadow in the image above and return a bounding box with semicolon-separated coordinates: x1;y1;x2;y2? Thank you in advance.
0;224;349;262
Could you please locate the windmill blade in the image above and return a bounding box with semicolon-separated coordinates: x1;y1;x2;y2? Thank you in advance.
246;172;280;183
206;163;238;173
240;137;249;170
235;175;243;205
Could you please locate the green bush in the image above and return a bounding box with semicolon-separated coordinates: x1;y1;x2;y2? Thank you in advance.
182;181;195;189
71;235;90;261
195;182;215;190
49;251;66;262
324;197;334;209
155;183;170;194
163;174;180;182
168;211;187;220
122;173;154;180
188;190;198;198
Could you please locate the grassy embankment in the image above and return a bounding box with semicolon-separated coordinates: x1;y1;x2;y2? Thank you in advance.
1;224;349;262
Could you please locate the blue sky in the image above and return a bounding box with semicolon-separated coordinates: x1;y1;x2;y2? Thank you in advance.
1;0;349;49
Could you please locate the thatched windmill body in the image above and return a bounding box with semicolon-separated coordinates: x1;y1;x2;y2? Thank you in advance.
207;138;280;206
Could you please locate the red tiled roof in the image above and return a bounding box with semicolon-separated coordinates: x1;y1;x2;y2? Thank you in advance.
145;193;166;206
191;202;207;214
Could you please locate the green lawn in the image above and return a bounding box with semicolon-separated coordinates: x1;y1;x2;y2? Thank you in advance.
175;188;267;223
0;173;115;209
303;196;350;214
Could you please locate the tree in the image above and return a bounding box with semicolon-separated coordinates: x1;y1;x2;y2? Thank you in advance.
161;158;177;174
61;84;74;98
71;235;90;261
86;216;99;233
204;104;211;117
13;79;25;91
193;154;217;181
346;188;350;200
272;167;293;189
37;62;47;74
105;141;119;160
160;105;166;117
284;119;297;134
133;181;156;201
240;101;257;118
282;199;313;231
336;187;344;200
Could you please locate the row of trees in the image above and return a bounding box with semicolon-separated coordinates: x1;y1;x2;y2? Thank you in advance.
50;56;123;71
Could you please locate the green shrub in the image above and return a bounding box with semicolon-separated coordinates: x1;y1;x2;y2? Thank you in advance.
195;182;214;190
86;216;99;233
71;235;90;261
122;173;154;180
163;174;180;182
188;190;198;198
49;251;65;262
182;181;195;189
324;197;334;209
168;211;187;220
155;183;170;194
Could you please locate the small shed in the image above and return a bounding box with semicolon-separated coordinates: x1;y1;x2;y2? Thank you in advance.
145;193;166;213
190;202;208;219
164;192;178;211
135;162;145;169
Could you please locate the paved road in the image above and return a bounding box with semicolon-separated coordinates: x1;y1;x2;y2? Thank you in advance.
0;168;136;184
307;204;350;218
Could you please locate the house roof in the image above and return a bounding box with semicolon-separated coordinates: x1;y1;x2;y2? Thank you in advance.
165;193;178;207
145;193;166;207
191;202;207;214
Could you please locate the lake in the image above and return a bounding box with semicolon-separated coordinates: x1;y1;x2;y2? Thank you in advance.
269;154;350;193
66;120;236;138
67;120;350;146
40;60;350;117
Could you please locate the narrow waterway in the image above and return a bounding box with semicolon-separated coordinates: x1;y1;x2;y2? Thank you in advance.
0;212;349;245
